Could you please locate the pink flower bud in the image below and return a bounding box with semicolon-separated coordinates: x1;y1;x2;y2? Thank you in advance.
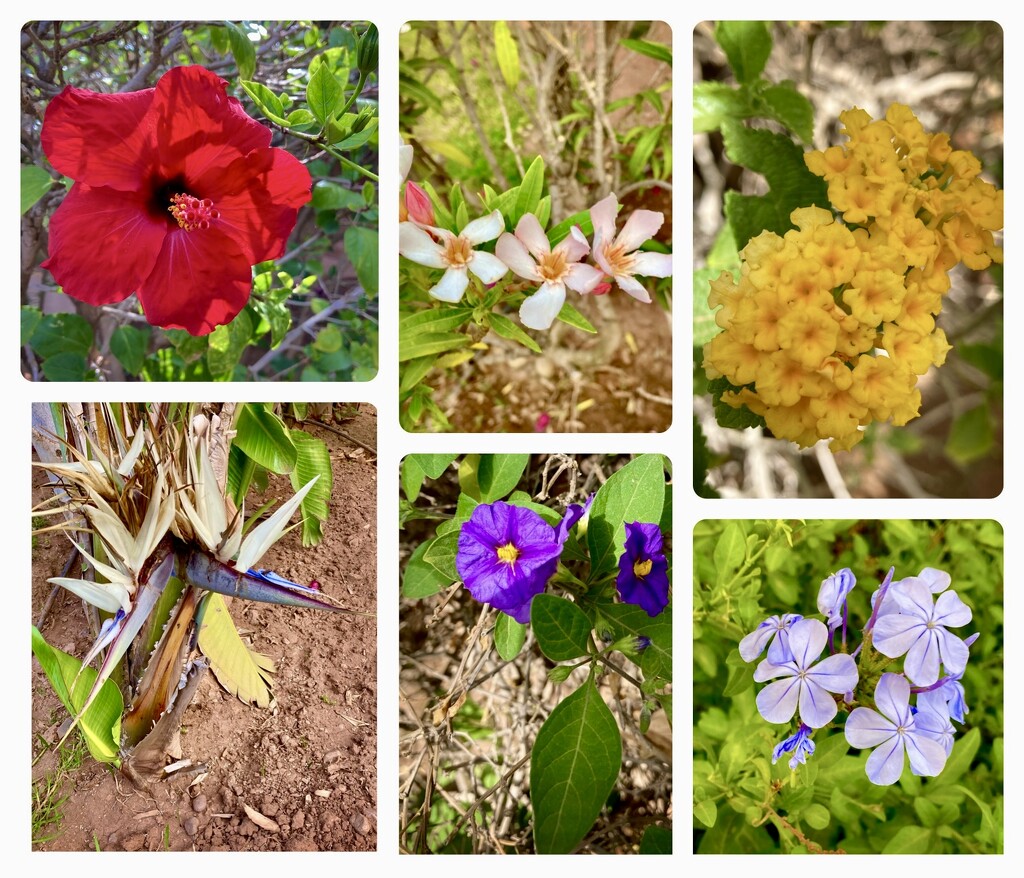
404;181;436;226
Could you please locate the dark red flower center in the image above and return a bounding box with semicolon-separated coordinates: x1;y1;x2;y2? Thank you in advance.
168;193;220;231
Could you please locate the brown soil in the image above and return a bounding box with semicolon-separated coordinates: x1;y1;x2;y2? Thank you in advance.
31;407;378;852
434;289;673;434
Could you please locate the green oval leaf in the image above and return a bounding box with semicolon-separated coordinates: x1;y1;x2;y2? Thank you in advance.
477;454;529;502
240;79;286;123
424;531;459;581
344;226;378;294
532;594;592;661
693;798;718;828
881;825;935;854
714;20;771;85
531;678;622;853
109;325;150;375
494;611;526;660
223;21;257;80
803;803;830;830
712;521;746;580
402;540;450;599
307;59;342;125
21;164;54;214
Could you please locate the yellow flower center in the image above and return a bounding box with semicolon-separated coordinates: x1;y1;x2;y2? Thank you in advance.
633;558;653;578
537;249;569;282
601;241;636;276
496;542;519;566
443;235;474;268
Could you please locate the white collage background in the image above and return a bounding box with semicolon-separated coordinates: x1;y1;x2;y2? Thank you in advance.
7;2;1018;873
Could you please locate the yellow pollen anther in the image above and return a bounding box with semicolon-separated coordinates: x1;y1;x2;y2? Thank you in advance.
496;542;520;565
633;558;653;578
538;250;568;282
169;193;219;231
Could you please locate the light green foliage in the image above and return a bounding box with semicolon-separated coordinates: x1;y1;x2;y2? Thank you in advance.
693;519;1003;854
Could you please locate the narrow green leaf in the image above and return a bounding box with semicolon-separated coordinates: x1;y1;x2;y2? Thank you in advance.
401;307;473;336
556;300;597;334
488;312;541;353
494;612;527;660
531;678;622;853
713;522;746;579
21;165;54;214
620;38;672;66
233;404;298;474
477;454;529;502
399;331;470;362
494;21;521;87
512;155;545;226
628;124;664;179
307;59;342;126
532;594;592;661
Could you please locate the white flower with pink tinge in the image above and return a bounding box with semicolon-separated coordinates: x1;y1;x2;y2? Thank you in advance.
398;210;509;303
590;193;672;302
495;214;604;330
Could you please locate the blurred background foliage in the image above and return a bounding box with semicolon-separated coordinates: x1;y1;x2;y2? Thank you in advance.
21;20;378;382
693;21;1003;497
693;518;1003;854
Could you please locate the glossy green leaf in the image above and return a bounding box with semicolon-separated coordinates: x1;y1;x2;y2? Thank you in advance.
512;155;545;226
532;594;592;661
714;20;771;85
240;80;286;123
531;678;622;853
556;301;597;334
109;325;150;375
693;798;718;828
402;540;450;599
401;454;459;501
307;59;342;125
398;331;469;362
477;454;529;502
494;612;527;660
288;427;333;546
21;165;54;214
423;531;459;581
487;313;542;353
233;404;297;474
223;21;256;80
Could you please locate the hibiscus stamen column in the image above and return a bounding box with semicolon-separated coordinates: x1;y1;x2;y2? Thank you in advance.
169;193;220;231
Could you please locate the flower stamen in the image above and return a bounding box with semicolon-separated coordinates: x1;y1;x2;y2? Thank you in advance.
633;557;653;578
169;193;220;231
496;542;520;566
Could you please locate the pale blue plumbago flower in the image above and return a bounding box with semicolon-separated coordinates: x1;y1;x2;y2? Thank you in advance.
932;672;970;723
914;690;956;757
818;568;855;631
753;618;859;728
738;613;803;663
845;673;948;785
871;566;951;618
772;723;815;770
872;579;973;686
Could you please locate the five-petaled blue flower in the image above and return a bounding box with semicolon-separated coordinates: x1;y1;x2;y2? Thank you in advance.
739;613;803;663
615;521;670;617
772;723;815;770
456;497;591;623
753;618;858;728
845;673;949;785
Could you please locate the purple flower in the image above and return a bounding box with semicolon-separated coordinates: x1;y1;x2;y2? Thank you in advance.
772;723;815;770
738;613;803;663
456;498;590;623
871;566;951;618
845;673;948;785
932;673;970;723
615;521;669;617
914;690;955;757
818;568;855;630
753;618;859;728
872;579;972;686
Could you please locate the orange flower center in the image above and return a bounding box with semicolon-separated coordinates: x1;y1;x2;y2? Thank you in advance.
633;558;653;578
601;241;636;276
443;235;474;268
538;249;569;282
169;193;220;231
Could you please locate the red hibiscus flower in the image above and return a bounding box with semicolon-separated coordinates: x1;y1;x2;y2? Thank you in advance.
40;65;312;336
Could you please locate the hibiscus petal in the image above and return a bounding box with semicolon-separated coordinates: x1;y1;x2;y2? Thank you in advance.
616;208;664;252
755;677;801;723
798;680;839;728
399;223;446;268
41;184;167;305
495;233;540;282
513;213;551;260
468;251;509;285
519;282;566;330
41;85;155;190
845;707;897;748
865;735;905;785
199;147;311;262
630;251;673;278
461;210;505;245
430;267;470;303
150;66;271;182
135;225;253;334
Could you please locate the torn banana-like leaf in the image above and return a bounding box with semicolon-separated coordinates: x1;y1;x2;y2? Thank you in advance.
196;592;275;708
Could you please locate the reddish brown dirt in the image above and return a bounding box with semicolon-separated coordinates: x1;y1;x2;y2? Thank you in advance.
31;408;378;852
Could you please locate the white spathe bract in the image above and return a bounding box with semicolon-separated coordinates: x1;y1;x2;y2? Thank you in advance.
234;476;320;573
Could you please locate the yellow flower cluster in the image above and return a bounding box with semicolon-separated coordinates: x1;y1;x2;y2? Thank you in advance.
703;103;1003;452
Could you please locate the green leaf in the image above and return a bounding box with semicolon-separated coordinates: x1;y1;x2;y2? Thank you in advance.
240;80;286;123
531;678;622;853
206;309;253;379
620;38;672;66
587;455;666;581
945;405;993;465
31;627;122;764
488;312;542;353
761;83;815;144
494;612;527;660
233;404;298;474
556;301;597;334
628;124;664;179
548;209;594;247
532;594;592;661
713;522;746;580
512;155;545;226
401;454;459;501
344;226;378;294
933;726;981;786
693;798;718;828
803;803;830;830
41;352;89;382
288;427;333;546
223;21;256;80
307;59;342;126
402;540;451;599
639;823;672;853
601;603;672;680
494;21;521;88
197;593;275;707
312;180;365;212
423;531;459;581
109;325;150;375
881;825;934;854
398;331;469;362
29;312;93;359
21;165;54;214
720;119;830;249
714;21;772;85
477;454;529;502
693;81;755;133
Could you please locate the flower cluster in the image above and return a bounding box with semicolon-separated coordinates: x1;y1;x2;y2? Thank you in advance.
399;184;671;331
740;565;976;785
704;104;1002;451
455;501;670;622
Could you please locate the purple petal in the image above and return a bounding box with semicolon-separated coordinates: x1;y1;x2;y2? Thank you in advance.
807;652;858;693
933;590;972;627
936;628;970;676
872;612;926;660
845;707;897;748
891;579;935;618
786;618;828;669
865;735;906;785
904;728;949;776
874;672;913;725
798;679;839;728
756;677;801;724
739;621;776;662
904;630;941;686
